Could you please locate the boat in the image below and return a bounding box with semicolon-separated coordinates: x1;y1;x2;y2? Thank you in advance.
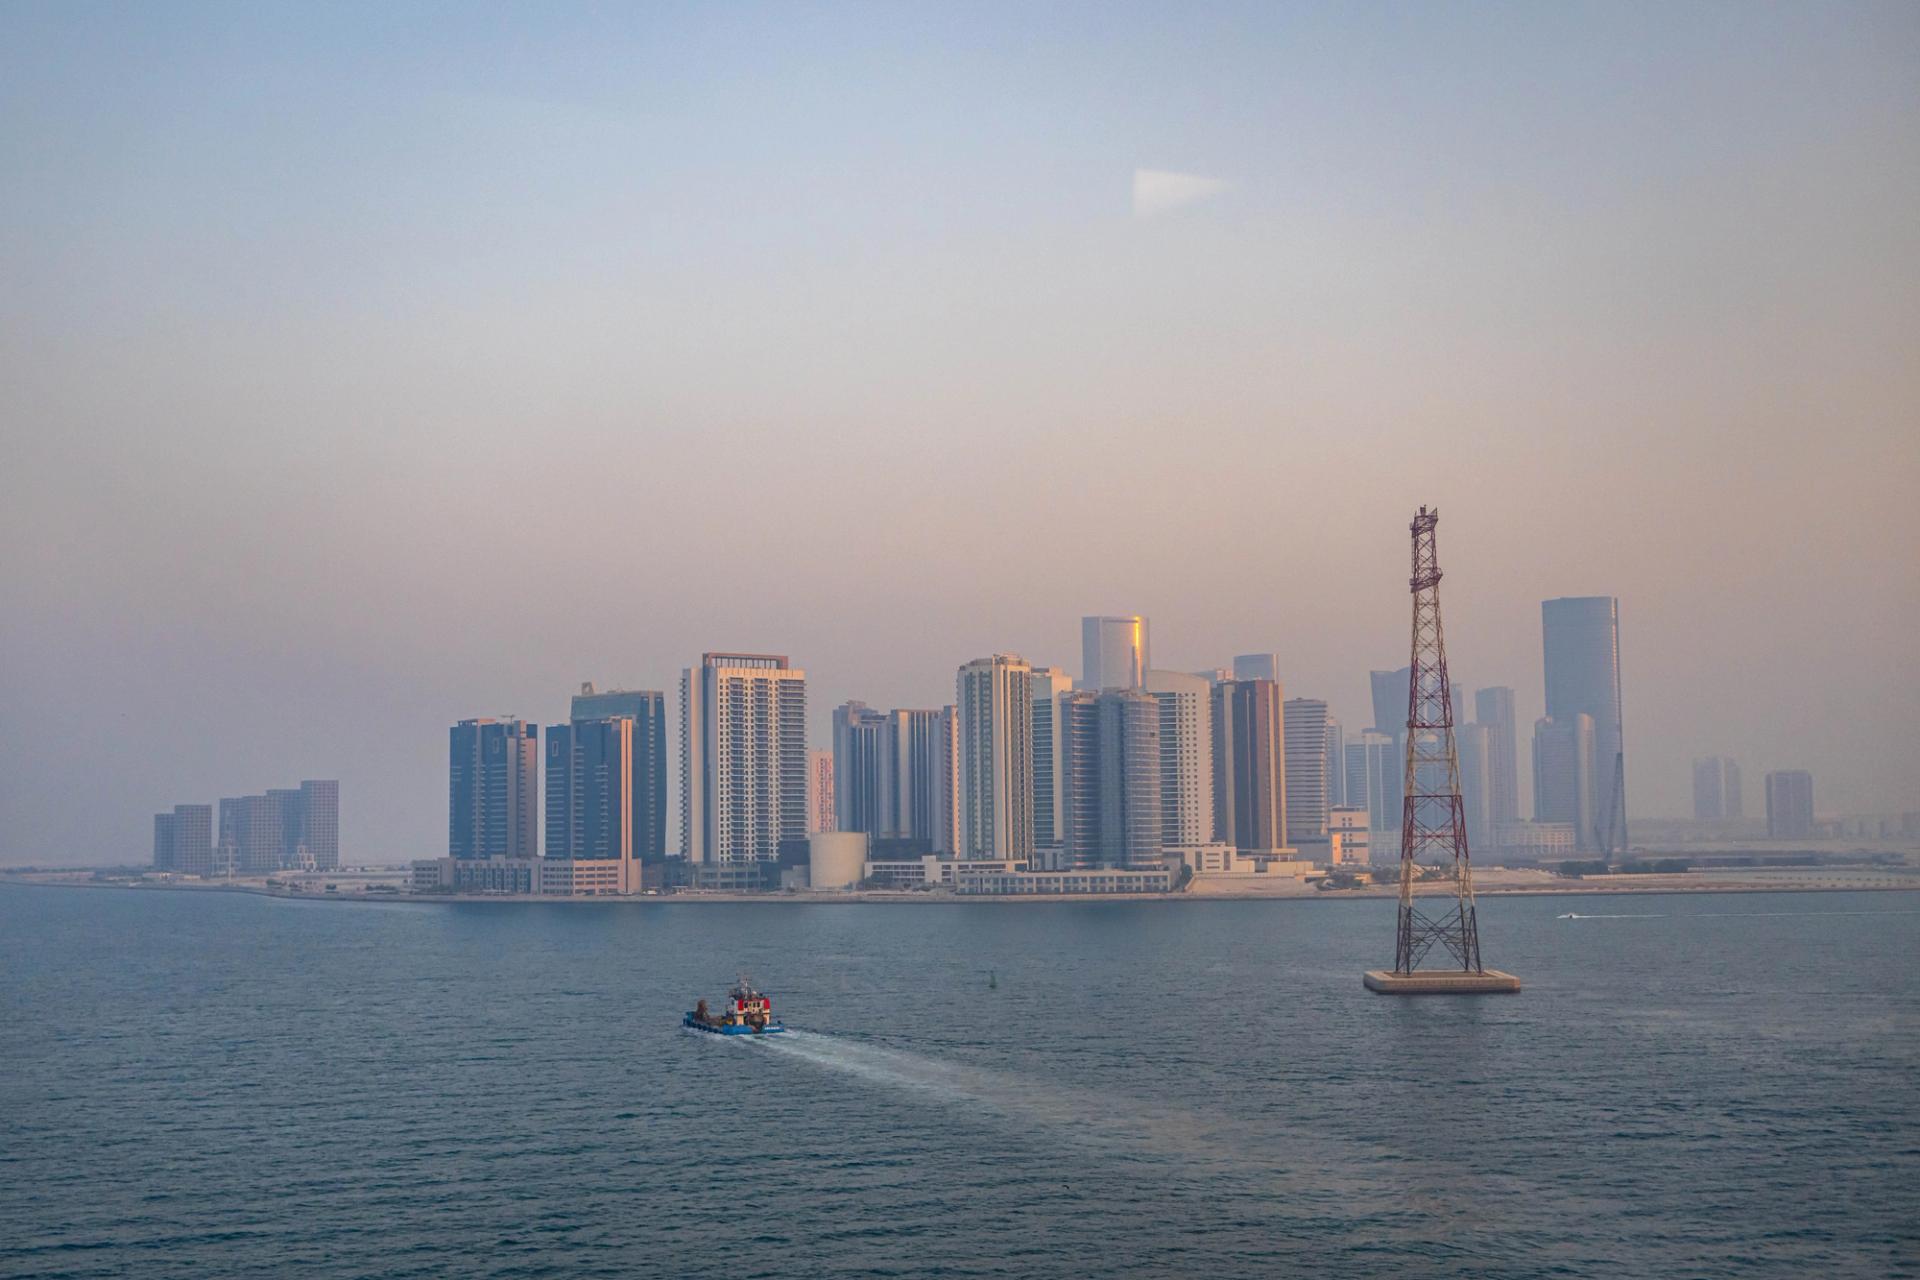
683;978;786;1035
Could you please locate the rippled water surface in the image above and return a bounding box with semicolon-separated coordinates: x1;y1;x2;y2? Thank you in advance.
2;885;1916;1278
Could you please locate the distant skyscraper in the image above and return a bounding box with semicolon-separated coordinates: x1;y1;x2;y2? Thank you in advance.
450;718;538;861
1028;666;1075;854
570;685;668;861
957;654;1034;859
1532;714;1595;849
807;749;836;834
1283;698;1330;848
1473;687;1520;826
1344;730;1400;837
1144;670;1214;849
1765;770;1814;839
546;716;634;863
680;654;807;865
1323;715;1346;809
1693;756;1743;821
1081;616;1149;690
832;701;891;835
1543;596;1627;851
1211;678;1287;855
1232;653;1280;683
152;803;214;874
1058;688;1162;869
1456;724;1493;855
889;708;956;850
1369;668;1410;736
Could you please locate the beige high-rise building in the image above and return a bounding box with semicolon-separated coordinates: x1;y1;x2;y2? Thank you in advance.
957;654;1034;859
1144;669;1214;849
679;653;808;866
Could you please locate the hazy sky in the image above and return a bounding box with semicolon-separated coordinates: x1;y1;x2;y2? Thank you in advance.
3;2;1916;864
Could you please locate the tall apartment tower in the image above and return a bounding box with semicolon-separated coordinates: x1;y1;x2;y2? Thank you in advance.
1283;698;1331;849
1765;770;1814;839
1081;616;1149;690
1232;653;1280;683
1345;730;1400;838
545;716;635;862
220;792;285;873
1455;724;1494;855
957;654;1034;859
807;749;836;834
1369;668;1410;738
1058;689;1163;869
1144;669;1214;849
1028;666;1075;855
570;685;669;861
152;803;214;874
831;701;891;835
1473;687;1520;826
1693;756;1743;820
1211;678;1287;855
680;654;808;866
1532;714;1596;845
889;708;957;851
1543;596;1627;851
1323;715;1346;809
297;780;340;870
449;718;539;860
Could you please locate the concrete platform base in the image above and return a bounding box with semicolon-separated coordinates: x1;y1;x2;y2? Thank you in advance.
1363;969;1522;994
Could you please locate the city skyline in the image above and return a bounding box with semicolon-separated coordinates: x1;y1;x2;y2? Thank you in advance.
4;4;1916;865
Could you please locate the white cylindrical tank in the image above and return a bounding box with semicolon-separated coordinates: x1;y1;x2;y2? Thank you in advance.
808;832;869;891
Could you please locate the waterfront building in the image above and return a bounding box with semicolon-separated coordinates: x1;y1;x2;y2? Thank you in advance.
545;716;635;863
150;803;214;874
1028;666;1075;855
957;654;1034;859
1765;770;1815;839
450;719;538;861
298;780;340;870
1143;669;1214;849
832;701;891;835
680;654;808;866
1210;678;1287;855
1328;806;1371;865
1495;820;1579;863
1543;596;1627;849
1283;698;1330;851
1057;688;1163;870
1232;653;1280;683
1456;723;1494;855
1693;755;1743;820
219;792;285;873
807;749;836;834
1474;687;1520;826
1080;615;1149;690
1323;715;1346;809
1344;730;1400;839
831;703;957;853
1532;714;1596;849
570;685;669;861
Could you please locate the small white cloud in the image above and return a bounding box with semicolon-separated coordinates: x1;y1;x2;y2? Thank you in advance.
1132;168;1230;218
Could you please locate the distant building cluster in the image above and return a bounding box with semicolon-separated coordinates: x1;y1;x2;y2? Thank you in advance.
152;780;338;875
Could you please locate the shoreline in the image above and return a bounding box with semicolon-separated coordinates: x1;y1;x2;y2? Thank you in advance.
4;873;1916;907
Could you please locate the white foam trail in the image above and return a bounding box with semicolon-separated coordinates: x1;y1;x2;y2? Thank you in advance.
1562;908;1916;921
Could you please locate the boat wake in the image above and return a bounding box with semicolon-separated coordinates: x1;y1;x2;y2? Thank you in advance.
1559;912;1666;920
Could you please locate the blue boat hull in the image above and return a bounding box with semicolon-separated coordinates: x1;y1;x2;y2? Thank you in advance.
683;1013;786;1035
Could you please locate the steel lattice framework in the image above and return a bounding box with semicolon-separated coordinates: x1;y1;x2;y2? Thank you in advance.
1391;507;1484;975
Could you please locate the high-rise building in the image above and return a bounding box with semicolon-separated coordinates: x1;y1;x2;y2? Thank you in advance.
957;655;1034;859
1323;715;1346;809
1081;616;1149;690
290;780;340;870
1474;687;1520;826
450;718;539;860
1211;678;1287;855
219;791;285;873
545;716;634;862
1028;666;1076;855
1765;770;1814;839
1532;714;1595;848
680;654;808;866
1283;698;1330;849
807;749;836;834
1543;596;1627;851
1232;653;1280;683
1693;756;1743;821
888;708;957;851
1143;670;1214;849
831;701;891;835
1456;724;1494;856
1058;689;1162;869
1369;668;1410;738
152;803;215;874
570;685;669;861
1344;730;1399;838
